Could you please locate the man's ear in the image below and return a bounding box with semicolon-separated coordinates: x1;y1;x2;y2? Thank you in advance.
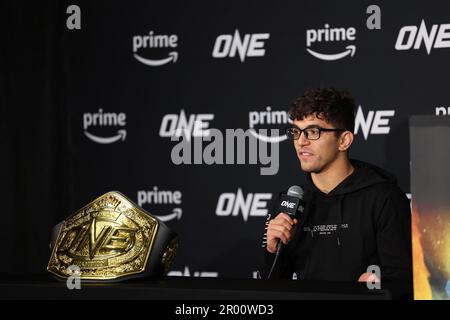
338;131;354;151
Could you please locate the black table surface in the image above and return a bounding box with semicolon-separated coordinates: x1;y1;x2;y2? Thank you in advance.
0;274;412;300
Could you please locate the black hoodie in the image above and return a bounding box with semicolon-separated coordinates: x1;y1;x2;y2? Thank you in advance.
265;159;412;282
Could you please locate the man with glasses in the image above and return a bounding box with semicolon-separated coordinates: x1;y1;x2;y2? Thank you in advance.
265;87;412;284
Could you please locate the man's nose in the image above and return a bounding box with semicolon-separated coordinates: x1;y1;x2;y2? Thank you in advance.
298;131;310;146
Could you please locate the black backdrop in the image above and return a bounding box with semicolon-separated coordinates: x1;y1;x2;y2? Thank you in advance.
1;0;448;278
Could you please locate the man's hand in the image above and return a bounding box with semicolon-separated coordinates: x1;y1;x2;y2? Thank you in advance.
266;213;298;253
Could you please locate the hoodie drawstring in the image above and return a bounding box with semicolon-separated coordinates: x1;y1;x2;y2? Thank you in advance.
309;192;316;238
336;195;344;247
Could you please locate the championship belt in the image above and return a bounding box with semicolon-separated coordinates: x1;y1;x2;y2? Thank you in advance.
47;191;178;281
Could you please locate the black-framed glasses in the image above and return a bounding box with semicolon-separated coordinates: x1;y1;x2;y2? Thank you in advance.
285;126;345;141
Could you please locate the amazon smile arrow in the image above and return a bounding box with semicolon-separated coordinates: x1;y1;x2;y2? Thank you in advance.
84;129;127;144
307;45;356;61
133;51;178;66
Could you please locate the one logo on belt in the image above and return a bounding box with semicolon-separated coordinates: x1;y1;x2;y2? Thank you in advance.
59;217;137;260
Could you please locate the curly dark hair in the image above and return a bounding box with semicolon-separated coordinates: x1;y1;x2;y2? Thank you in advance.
288;87;356;132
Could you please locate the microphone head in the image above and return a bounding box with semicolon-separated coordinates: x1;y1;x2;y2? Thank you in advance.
277;185;305;216
287;185;304;199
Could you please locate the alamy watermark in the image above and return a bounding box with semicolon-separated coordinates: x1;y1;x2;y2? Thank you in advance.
170;127;282;175
366;265;381;290
66;265;81;290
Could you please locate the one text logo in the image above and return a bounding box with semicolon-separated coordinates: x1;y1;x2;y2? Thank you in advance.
212;30;270;62
160;109;214;142
280;201;295;209
354;106;395;140
395;20;450;54
216;189;271;222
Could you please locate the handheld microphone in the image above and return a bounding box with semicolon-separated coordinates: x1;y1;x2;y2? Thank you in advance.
275;185;305;254
267;185;305;279
262;185;304;248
